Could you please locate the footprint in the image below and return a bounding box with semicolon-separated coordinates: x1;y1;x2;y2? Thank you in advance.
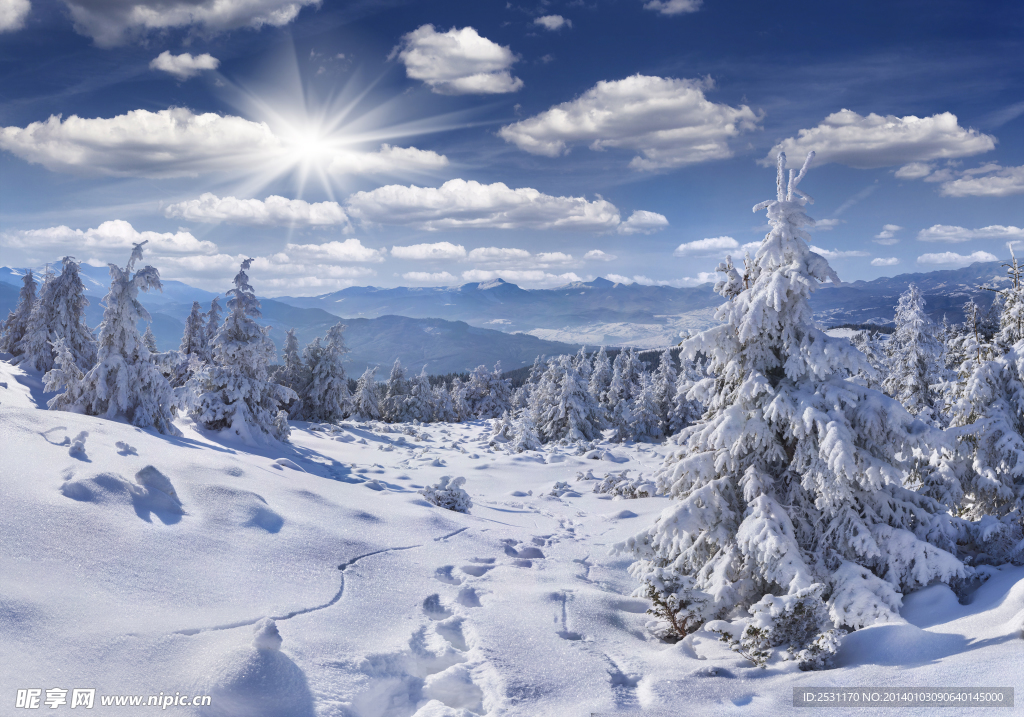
434;617;468;651
434;566;462;585
423;594;454;620
456;587;481;608
459;564;493;578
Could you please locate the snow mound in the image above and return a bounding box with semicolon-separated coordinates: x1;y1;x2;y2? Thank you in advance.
59;471;183;524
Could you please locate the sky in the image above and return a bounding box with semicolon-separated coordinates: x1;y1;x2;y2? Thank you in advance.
0;0;1022;296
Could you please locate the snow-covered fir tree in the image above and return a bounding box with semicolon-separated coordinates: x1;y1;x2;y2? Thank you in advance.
509;412;542;452
849;330;885;390
433;382;457;422
653;348;677;429
616;152;965;641
0;270;37;356
142;324;158;354
298;323;351;423
630;372;664;442
535;353;602;443
352;366;381;421
464;363;511;419
882;284;942;420
382;359;410;422
405;367;435;423
273;328;309;418
205;296;222;346
46;243;179;435
994;248;1024;351
14;267;58;372
589;346;612;405
450;377;470;422
185;258;295;444
667;357;706;435
169;302;208;387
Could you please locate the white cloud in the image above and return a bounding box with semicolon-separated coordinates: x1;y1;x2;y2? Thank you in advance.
875;224;902;239
917;250;999;267
1;219;216;255
149;51;219;80
763;110;996;169
534;14;570;30
607;272;714;287
283;239;385;263
895;162;933;179
809;245;870;259
402;271;458;284
392;24;522;95
815;218;841;230
391;242;467;260
163;193;350;228
464;247;573;269
917;224;1024;243
940;164;1024;197
156;252;377;295
871;257;900;267
673;236;738;256
618;210;669;235
584;249;617;261
643;0;701;15
461;269;582;287
61;0;316;46
346;178;623;232
0;108;449;179
498;74;761;170
0;0;31;32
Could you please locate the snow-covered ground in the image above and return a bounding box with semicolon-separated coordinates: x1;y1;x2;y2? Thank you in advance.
1;358;1021;717
522;308;721;349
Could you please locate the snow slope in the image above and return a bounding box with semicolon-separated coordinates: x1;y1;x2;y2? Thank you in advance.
1;358;1021;716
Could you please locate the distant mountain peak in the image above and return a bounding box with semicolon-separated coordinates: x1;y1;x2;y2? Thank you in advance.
477;278;508;290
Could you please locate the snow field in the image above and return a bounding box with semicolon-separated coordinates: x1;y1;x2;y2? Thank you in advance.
1;358;1023;717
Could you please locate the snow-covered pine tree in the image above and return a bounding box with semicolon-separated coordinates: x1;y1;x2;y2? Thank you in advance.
352;365;382;421
882;284;942;420
405;366;435;423
273;328;309;418
205;296;222;346
464;363;511;419
653;348;678;431
299;323;351;423
46;243;178;435
509;412;542;452
450;377;470;422
994;247;1024;351
617;152;965;640
142;324;158;354
382;358;410;422
185;258;295;443
849;330;885;390
630;371;663;442
589;346;612;405
47;257;97;370
0;270;37;356
527;358;559;441
668;357;706;435
433;382;457;422
14;266;57;372
170;302;208;387
537;354;602;443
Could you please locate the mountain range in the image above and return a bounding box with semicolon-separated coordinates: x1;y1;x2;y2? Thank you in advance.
0;259;1010;373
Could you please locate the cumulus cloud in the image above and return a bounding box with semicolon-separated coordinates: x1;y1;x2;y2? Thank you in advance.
606;272;715;287
0;0;31;32
465;247;573;268
402;271;458;284
815;218;841;230
895;162;934;179
61;0;317;46
917;225;1024;243
673;236;738;256
155;252;378;294
917;250;999;267
875;224;902;239
283;239;385;263
0;108;449;178
346;178;627;232
1;219;216;255
618;210;669;235
150;51;219;80
584;249;617;261
643;0;701;15
534;15;570;30
763;110;996;169
498;75;761;170
871;257;900;267
392;24;522;95
940;164;1024;197
461;269;582;287
163;193;350;228
391;242;467;260
809;245;870;259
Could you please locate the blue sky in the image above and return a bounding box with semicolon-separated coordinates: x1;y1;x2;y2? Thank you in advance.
1;0;1022;295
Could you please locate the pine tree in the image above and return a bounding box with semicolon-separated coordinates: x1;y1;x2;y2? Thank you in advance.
668;357;706;435
15;267;57;372
653;348;677;431
509;412;542;452
299;323;351;423
630;372;663;442
46;243;178;435
185;259;295;444
589;346;612;405
617;152;965;639
882;284;941;420
275;328;309;417
171;302;209;387
450;377;470;422
382;358;410;422
849;330;885;390
0;270;37;356
142;325;158;354
464;363;511;419
433;382;457;422
205;296;222;346
405;366;435;423
352;365;382;421
536;354;603;443
994;248;1024;351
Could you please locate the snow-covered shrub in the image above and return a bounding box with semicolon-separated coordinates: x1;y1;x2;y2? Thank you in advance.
298;323;350;423
0;270;37;356
709;585;844;670
593;470;655;498
509;413;542;452
46;243;179;435
491;410;514;443
638;571;714;642
420;476;472;513
616;152;965;639
185;259;295;444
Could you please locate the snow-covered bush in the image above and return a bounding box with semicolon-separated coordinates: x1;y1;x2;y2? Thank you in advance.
46;244;178;435
185;259;295;444
508;413;542;452
593;470;655;498
0;270;37;356
616;152;965;640
420;476;472;513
